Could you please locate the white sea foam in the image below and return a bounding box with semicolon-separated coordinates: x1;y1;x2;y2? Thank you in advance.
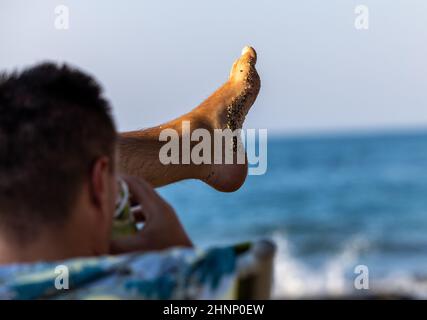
372;273;427;299
270;233;415;298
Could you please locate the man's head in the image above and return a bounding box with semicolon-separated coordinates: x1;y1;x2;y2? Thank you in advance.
0;63;118;261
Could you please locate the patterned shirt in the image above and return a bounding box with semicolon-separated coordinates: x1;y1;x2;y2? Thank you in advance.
0;246;237;300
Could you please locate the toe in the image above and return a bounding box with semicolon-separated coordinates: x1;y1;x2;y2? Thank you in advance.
241;46;257;64
229;46;258;81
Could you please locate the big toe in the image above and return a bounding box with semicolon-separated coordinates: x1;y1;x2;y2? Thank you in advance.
229;46;258;81
241;46;257;64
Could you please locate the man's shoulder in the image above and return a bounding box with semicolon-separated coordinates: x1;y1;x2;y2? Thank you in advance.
0;246;236;300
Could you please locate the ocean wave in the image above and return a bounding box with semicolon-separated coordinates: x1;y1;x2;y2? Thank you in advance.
271;233;427;299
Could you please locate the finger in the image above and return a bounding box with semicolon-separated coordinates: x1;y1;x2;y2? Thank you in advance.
130;204;145;222
127;175;169;206
131;176;158;197
121;175;163;222
121;175;149;202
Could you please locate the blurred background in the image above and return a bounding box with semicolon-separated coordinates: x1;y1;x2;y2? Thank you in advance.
1;0;427;298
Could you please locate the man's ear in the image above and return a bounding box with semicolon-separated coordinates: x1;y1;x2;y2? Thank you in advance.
89;156;112;210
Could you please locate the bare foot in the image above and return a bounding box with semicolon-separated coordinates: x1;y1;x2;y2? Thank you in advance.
119;47;260;193
190;46;261;192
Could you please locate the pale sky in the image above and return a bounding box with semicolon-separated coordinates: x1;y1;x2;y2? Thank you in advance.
1;0;427;134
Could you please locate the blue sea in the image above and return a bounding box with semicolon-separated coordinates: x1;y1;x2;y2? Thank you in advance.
158;130;427;298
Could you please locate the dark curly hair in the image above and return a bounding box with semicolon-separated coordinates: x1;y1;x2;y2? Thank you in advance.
0;63;116;242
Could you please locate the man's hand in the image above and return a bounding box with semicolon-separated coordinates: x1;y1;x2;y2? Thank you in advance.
110;175;193;254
